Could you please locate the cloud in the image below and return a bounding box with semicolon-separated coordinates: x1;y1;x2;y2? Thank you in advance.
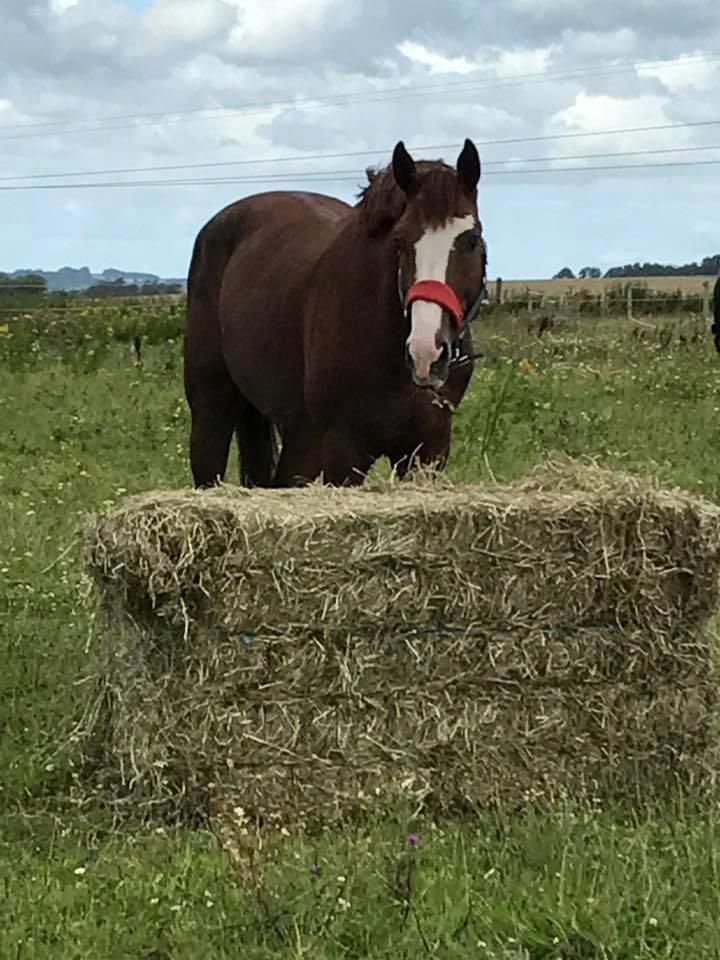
49;0;80;13
636;51;720;92
0;0;719;278
398;41;480;76
140;0;236;49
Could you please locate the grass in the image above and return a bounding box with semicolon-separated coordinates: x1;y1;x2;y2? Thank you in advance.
3;307;720;957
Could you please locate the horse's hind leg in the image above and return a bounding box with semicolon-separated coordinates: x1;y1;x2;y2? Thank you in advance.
185;368;240;488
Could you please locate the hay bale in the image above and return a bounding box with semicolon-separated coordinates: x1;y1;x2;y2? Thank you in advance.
80;462;720;822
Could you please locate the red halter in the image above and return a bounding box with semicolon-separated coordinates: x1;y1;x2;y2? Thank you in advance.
405;279;464;330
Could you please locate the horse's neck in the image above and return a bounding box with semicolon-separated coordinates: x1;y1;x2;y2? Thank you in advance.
325;216;402;319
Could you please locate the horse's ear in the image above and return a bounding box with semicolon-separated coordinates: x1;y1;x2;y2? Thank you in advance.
392;140;418;195
456;138;481;195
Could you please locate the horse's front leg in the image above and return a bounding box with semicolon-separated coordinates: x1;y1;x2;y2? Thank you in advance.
273;419;376;487
319;420;377;486
389;408;452;480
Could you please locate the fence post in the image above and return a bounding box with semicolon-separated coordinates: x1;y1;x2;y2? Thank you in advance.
495;277;503;303
626;285;633;321
703;281;710;321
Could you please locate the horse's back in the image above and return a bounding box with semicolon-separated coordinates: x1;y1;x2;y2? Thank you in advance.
186;190;350;424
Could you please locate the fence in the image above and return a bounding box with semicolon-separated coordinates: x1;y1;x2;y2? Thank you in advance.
487;277;716;320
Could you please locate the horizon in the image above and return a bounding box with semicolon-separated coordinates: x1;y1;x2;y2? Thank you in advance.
3;255;720;285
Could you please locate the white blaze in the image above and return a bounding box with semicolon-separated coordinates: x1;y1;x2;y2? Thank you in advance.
407;214;476;381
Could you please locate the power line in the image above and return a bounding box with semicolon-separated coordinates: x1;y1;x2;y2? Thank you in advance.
0;51;718;143
3;138;720;184
3;155;720;193
3;119;720;184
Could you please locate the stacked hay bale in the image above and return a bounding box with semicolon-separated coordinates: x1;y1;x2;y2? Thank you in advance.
81;462;720;824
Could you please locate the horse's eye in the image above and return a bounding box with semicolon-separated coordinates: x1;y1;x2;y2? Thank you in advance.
459;230;480;252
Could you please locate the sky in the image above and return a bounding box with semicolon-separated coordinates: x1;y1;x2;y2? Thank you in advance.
0;0;719;280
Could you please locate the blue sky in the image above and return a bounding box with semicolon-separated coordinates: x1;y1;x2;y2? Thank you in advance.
0;0;719;280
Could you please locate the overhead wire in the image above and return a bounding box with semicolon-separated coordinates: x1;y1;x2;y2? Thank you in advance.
3;155;720;192
2;120;720;186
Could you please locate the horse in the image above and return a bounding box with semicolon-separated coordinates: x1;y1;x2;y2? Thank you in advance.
183;138;488;488
712;273;720;353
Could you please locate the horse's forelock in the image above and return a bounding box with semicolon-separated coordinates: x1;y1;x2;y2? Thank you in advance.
356;160;470;237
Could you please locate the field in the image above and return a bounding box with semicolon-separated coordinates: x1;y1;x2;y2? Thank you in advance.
3;298;720;958
498;274;717;298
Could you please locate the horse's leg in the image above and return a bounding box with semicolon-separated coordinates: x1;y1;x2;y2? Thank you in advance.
320;421;377;486
186;370;241;488
274;421;376;487
273;424;324;487
390;414;452;480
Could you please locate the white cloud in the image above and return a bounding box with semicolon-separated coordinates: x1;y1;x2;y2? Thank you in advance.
491;47;554;78
397;41;553;80
140;0;235;48
552;91;670;132
545;91;692;159
225;0;356;59
637;52;720;92
49;0;80;13
398;41;479;75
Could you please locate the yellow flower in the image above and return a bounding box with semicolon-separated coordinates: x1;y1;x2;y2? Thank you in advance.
519;358;532;374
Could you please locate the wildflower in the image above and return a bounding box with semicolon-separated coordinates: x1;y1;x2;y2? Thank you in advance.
309;863;320;877
407;833;419;847
519;358;532;374
74;867;86;876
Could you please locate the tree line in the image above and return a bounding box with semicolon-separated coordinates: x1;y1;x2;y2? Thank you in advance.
554;254;720;280
0;273;182;307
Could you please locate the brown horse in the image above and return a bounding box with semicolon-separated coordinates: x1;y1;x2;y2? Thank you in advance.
183;138;488;488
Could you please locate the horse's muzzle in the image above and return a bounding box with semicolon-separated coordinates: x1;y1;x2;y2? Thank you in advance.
406;341;451;389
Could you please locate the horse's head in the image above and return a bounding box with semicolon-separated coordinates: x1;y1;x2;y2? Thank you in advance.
390;138;486;390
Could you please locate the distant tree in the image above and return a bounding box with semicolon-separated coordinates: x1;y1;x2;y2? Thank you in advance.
578;266;602;279
0;272;48;308
553;267;575;279
604;254;720;278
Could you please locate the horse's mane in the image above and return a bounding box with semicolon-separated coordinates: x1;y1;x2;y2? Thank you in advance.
355;160;466;237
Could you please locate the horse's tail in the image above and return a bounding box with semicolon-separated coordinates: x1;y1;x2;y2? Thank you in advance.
185;211;280;488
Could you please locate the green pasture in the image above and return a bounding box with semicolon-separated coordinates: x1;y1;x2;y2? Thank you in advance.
2;302;720;958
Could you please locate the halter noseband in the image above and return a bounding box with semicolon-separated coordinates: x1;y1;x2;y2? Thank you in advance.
399;270;487;364
405;279;464;330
